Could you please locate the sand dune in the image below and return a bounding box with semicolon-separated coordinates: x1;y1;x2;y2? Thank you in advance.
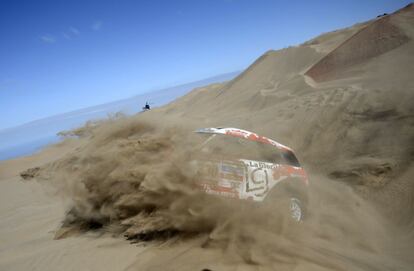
1;3;414;271
306;4;413;82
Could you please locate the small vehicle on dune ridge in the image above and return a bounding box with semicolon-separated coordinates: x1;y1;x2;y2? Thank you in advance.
193;127;309;221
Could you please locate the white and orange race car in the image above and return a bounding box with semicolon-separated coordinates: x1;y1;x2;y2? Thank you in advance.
192;127;309;221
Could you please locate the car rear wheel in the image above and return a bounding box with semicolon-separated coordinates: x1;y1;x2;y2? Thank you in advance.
289;197;304;222
265;179;308;222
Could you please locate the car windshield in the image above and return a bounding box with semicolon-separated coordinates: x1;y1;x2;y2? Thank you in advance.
195;133;300;167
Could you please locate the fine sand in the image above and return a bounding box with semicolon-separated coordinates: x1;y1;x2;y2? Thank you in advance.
1;3;414;271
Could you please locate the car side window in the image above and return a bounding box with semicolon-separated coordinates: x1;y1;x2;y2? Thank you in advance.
282;151;300;167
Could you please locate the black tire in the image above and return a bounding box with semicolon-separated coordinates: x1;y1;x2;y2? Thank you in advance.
264;178;308;222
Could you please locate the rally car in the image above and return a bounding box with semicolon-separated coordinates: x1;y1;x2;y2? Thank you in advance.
192;128;309;221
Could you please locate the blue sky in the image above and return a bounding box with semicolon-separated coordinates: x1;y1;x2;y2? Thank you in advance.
0;0;411;130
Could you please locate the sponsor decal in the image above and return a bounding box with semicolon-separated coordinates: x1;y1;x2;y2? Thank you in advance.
198;182;239;198
219;163;244;181
247;160;278;170
243;162;269;197
220;163;244;175
218;172;244;181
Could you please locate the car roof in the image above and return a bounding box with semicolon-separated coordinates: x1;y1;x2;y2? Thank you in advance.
195;127;293;152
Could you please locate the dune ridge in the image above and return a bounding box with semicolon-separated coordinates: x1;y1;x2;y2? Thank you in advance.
305;4;413;82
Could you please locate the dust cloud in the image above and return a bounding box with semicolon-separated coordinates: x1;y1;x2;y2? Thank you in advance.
35;115;413;270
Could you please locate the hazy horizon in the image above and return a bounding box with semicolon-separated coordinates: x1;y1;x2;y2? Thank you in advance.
0;70;239;132
0;70;239;160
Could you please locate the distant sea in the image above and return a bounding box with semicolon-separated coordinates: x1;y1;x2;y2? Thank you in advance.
0;71;240;162
0;135;61;161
